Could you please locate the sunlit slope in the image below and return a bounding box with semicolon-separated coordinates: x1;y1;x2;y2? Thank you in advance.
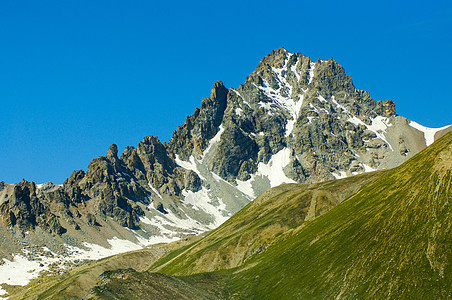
152;172;383;275
225;131;451;299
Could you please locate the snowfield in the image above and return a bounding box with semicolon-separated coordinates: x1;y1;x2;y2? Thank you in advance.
409;121;450;146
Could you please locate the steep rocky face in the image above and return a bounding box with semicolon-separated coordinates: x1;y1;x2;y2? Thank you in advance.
165;80;229;161
187;48;401;184
0;180;66;235
0;48;450;272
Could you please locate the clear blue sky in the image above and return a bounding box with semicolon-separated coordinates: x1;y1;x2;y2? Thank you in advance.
1;0;451;184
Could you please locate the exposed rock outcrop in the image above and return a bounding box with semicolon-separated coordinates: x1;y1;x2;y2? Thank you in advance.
0;180;66;235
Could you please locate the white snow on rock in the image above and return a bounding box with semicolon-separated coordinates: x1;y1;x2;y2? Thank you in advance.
0;254;50;287
139;216;153;225
66;237;143;261
290;60;301;82
256;148;296;188
0;231;184;294
200;124;225;162
331;162;376;180
175;155;206;181
332;171;347;179
65;234;180;264
148;182;163;200
181;187;229;229
142;203;207;235
317;95;327;103
409;121;450;146
161;209;208;233
255;53;304;137
235;178;256;200
232;89;250;107
361;163;376;172
330;96;394;151
308;61;316;84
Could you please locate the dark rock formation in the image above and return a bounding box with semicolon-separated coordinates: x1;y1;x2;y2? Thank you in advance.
0;180;66;235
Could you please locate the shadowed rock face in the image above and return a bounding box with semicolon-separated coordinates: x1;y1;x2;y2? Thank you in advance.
0;180;66;235
0;48;449;261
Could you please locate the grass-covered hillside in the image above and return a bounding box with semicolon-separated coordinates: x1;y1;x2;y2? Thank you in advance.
223;131;451;299
152;171;383;275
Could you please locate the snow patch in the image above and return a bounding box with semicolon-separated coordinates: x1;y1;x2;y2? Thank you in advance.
290;59;301;82
148;183;163;200
66;238;142;261
330;96;393;150
361;163;376;172
232;89;250;107
235;178;256;200
0;236;162;291
0;254;47;287
369;116;392;132
254;53;306;137
142;203;206;235
201;124;225;161
258;74;303;136
182;187;229;229
67;234;182;262
308;61;315;84
175;155;206;180
317;95;327;103
163;209;208;233
0;228;186;290
332;171;347;179
139;216;153;224
409;121;450;146
256;148;296;188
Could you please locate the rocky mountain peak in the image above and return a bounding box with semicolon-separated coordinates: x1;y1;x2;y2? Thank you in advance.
106;144;119;160
165;81;229;160
210;80;228;101
259;47;291;68
0;48;449;275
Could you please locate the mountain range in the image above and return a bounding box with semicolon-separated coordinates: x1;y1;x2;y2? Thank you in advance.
8;126;452;299
0;48;450;294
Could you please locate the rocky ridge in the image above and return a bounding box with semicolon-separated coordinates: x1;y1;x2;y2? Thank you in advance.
0;48;450;282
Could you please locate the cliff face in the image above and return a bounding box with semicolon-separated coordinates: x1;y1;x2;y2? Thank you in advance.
0;180;65;235
0;48;449;265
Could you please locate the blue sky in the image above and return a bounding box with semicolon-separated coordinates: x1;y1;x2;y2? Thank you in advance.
0;0;451;184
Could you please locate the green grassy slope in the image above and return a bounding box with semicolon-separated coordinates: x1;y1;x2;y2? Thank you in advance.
225;131;451;299
85;269;224;300
152;171;383;275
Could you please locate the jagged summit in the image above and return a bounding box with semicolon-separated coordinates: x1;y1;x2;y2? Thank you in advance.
0;49;450;286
